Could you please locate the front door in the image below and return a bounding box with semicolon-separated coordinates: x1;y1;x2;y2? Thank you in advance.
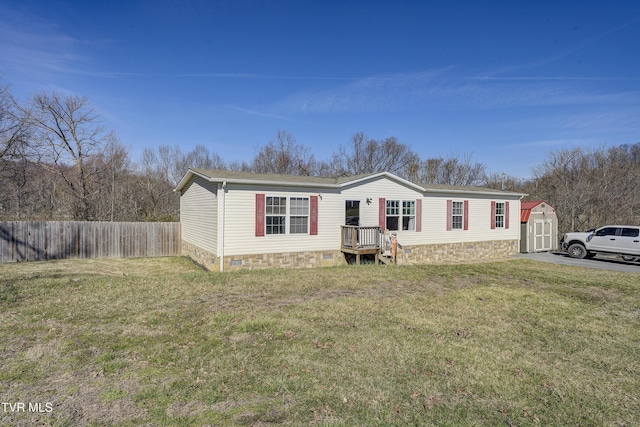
345;200;360;226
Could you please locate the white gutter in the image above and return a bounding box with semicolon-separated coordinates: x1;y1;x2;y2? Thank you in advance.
219;181;227;272
423;188;528;197
209;177;340;188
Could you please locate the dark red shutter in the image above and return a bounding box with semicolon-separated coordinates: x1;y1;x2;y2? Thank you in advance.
310;196;318;235
379;198;386;231
463;200;469;230
505;201;510;229
491;201;496;229
255;194;265;237
415;199;422;232
446;200;452;231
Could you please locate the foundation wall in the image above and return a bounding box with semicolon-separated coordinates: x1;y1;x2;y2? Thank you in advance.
394;239;519;265
182;239;519;271
182;240;218;270
224;250;345;271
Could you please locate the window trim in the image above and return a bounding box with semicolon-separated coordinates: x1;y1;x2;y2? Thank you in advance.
494;201;505;228
289;196;310;234
265;196;287;235
257;194;313;236
451;201;464;230
491;201;510;230
447;199;469;231
385;199;417;232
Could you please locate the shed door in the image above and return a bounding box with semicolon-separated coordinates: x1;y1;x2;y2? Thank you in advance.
534;220;552;251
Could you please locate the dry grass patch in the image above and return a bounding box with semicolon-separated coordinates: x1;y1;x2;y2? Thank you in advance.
1;257;639;426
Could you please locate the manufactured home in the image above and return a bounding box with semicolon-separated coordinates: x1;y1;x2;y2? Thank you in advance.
175;169;526;271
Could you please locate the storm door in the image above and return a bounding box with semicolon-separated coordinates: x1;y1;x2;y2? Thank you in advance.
345;200;360;226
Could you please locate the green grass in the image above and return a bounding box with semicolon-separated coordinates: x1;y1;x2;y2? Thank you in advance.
1;256;639;426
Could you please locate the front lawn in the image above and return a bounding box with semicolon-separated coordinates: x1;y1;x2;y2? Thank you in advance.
1;257;638;426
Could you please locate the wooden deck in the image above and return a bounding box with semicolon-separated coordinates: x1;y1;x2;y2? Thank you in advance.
340;225;382;264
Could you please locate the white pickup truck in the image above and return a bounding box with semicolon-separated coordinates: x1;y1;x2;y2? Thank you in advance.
561;225;640;261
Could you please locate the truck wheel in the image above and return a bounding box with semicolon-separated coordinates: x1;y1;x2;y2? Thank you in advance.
568;243;587;259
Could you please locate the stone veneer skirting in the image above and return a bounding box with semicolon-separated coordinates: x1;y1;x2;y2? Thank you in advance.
182;239;519;271
394;239;519;265
181;241;218;270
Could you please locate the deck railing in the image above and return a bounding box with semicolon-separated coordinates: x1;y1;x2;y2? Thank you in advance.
340;225;381;251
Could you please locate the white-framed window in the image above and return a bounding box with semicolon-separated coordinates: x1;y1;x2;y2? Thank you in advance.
289;197;309;234
451;201;464;230
402;200;415;230
495;202;505;228
266;196;286;235
386;200;400;230
265;196;309;235
386;200;416;231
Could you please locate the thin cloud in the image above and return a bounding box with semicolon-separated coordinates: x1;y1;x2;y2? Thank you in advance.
275;66;638;114
505;138;596;149
486;17;640;77
562;111;640;132
470;76;640;82
178;73;360;81
276;68;453;113
0;18;86;77
222;106;291;121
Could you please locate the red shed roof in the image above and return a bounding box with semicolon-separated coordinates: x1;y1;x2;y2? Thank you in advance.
520;200;551;222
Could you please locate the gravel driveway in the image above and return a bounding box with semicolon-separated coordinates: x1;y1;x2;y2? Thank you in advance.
514;251;640;273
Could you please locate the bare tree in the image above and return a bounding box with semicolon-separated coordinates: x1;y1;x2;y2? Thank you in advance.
22;93;109;220
0;80;30;165
528;145;640;235
411;152;486;186
330;132;419;178
252;130;317;175
137;147;179;221
482;171;528;192
532;148;590;234
174;144;226;180
150;144;227;187
90;135;135;221
227;160;252;172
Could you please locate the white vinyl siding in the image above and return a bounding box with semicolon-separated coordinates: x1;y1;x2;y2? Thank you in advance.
180;176;218;255
223;185;342;256
424;195;520;244
342;177;425;245
181;174;522;258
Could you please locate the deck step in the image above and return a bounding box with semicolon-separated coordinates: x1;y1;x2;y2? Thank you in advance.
379;255;395;265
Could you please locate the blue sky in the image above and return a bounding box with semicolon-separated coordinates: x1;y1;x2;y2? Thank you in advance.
1;0;639;178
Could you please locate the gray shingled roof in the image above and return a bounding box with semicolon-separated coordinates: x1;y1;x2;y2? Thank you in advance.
177;168;526;197
190;168;342;185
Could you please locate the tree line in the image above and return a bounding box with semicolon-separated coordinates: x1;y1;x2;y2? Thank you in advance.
1;81;638;235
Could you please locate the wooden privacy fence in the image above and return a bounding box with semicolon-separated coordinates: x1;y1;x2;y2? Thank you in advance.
0;221;181;263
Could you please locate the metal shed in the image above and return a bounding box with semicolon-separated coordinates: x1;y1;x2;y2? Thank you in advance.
520;201;558;253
